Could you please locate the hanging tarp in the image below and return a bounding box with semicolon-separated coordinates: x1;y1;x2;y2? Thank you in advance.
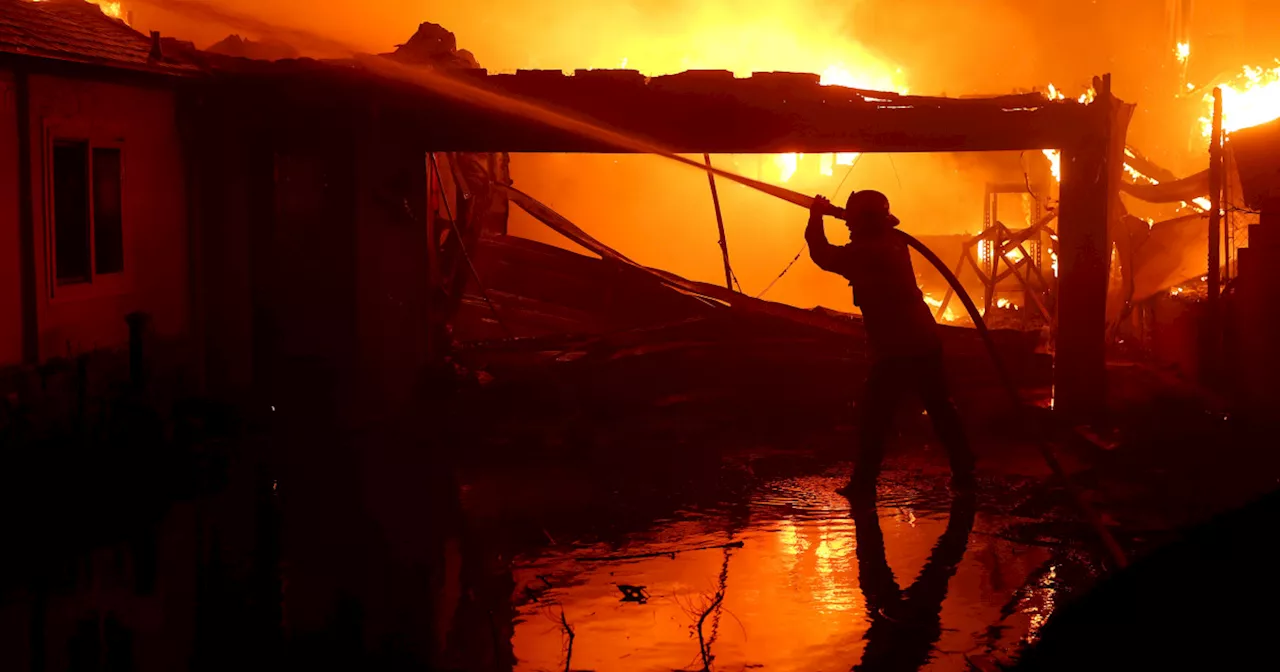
1120;170;1209;203
1131;213;1215;301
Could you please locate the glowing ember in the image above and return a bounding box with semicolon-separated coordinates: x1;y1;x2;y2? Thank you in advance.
1175;42;1191;64
996;297;1017;310
923;293;959;323
1201;61;1280;139
1045;83;1095;105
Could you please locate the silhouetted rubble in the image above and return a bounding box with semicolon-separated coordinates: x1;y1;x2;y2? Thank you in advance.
206;34;299;61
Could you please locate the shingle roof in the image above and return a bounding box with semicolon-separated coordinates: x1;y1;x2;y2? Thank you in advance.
0;0;200;75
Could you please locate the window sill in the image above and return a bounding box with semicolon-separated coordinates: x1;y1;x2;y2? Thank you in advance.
50;273;133;304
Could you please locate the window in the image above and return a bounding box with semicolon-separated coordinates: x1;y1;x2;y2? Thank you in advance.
50;140;124;286
52;141;90;283
92;148;124;275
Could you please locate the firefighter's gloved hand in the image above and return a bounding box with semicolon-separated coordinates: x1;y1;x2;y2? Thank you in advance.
810;195;831;223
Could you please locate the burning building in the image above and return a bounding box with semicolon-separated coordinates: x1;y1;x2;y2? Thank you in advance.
0;0;198;370
5;0;1280;669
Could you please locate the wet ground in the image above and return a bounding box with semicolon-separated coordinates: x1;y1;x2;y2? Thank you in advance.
7;358;1279;670
461;441;1109;672
430;361;1280;672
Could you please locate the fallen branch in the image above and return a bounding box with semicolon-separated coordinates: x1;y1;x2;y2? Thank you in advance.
559;607;575;672
578;540;744;563
695;589;726;671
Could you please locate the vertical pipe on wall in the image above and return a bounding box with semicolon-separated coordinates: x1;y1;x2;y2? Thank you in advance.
15;68;38;363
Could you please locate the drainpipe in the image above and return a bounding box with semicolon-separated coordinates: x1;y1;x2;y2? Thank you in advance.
15;67;38;364
1206;87;1223;385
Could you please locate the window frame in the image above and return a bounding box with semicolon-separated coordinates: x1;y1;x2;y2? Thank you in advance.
43;121;130;302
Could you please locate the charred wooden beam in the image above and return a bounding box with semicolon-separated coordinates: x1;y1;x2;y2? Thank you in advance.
217;62;1098;155
1055;75;1134;419
1120;170;1209;203
1123;145;1181;184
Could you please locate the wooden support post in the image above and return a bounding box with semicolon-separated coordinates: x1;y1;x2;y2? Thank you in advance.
1206;87;1224;383
1056;142;1110;416
1055;74;1125;419
1224;150;1233;283
704;154;735;291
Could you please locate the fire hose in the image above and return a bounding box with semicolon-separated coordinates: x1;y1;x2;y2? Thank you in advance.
650;154;1129;568
359;57;1129;567
140;0;1128;568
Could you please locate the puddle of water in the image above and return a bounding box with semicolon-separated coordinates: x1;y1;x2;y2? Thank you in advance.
510;474;1062;671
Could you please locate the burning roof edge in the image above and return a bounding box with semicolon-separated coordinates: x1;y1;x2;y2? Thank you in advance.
0;0;202;76
197;52;1085;114
186;43;1112;154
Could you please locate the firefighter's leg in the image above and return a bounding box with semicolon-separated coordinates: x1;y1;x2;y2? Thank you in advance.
849;358;903;495
916;353;976;486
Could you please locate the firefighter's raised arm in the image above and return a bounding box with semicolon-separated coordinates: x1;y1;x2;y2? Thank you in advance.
806;195;844;272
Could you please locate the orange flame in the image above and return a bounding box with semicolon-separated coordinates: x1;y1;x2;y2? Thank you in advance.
1040;84;1096;185
1202;61;1280;139
87;0;125;21
1045;83;1095;104
923;293;959;323
612;21;907;185
1042;149;1061;182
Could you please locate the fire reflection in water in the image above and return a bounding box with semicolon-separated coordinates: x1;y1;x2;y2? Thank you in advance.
509;477;1052;671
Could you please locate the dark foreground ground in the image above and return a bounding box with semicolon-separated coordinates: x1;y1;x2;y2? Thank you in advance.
4;358;1278;671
